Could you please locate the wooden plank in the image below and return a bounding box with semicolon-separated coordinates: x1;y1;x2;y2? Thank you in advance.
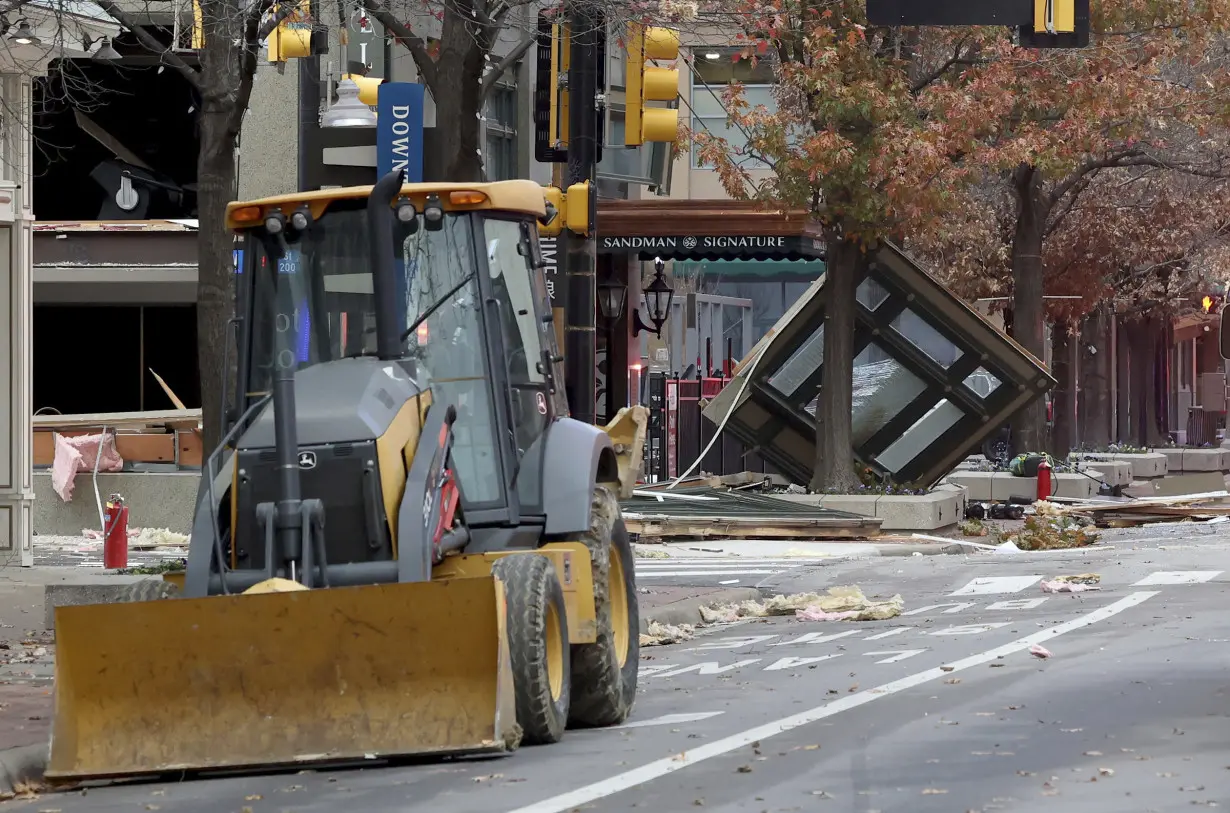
625;516;881;539
33;408;201;431
33;429;204;467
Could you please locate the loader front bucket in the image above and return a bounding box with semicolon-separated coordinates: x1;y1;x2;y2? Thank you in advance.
46;576;519;781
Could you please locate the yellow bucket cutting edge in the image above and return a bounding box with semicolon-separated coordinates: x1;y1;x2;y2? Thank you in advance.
46;576;519;781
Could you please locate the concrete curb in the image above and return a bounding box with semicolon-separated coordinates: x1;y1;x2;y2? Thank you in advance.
874;542;968;557
0;743;48;800
639;587;763;633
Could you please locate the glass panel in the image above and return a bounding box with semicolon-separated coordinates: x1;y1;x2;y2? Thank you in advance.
851;346;927;445
963;367;1002;399
890;309;963;368
857;277;889;311
768;323;822;396
689;84;776;119
401;216;502;506
484;218;551;458
877;399;964;475
797;344;929;447
722;304;746;361
692;49;777;84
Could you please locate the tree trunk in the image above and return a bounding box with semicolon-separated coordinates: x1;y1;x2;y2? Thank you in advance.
1010;164;1050;454
1115;314;1131;443
196;109;238;456
195;1;243;456
1126;316;1166;447
1050;323;1073;458
810;228;864;493
420;17;488;182
1079;303;1112;449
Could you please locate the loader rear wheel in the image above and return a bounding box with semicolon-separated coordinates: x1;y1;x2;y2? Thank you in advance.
568;485;640;729
493;554;571;745
116;579;181;603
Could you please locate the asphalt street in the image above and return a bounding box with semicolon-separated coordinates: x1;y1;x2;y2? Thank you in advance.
6;531;1230;812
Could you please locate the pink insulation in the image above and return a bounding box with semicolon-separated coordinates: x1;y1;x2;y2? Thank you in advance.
51;432;124;502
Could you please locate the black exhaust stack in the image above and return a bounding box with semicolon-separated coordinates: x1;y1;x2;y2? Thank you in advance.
369;168;406;360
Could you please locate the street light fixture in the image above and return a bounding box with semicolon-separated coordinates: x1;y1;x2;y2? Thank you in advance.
321;78;377;128
596;275;627;322
93;37;121;60
10;20;39;45
632;257;674;338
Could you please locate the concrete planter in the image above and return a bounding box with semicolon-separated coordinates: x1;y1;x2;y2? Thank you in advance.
942;471;1098;502
1152;447;1230;473
770;489;967;532
1074;452;1168;479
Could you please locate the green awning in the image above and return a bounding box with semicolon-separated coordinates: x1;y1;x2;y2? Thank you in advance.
675;258;824;281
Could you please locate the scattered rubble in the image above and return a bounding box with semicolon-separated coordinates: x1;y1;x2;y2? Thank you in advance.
632;545;670;559
699;586;903;624
1029;645;1053;659
1051;489;1230;528
1041;574;1102;593
639;621;696;647
80;526;188;549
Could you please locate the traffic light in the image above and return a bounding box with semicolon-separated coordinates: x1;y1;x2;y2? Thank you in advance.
624;22;680;147
565;180;596;237
1018;0;1089;48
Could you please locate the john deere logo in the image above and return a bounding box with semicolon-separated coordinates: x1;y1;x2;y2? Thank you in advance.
297;451;317;469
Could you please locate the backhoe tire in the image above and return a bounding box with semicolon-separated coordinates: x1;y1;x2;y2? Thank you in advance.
116;579;181;603
567;485;639;729
493;554;571;745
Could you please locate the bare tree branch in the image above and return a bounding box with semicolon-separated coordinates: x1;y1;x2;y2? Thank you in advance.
94;0;202;91
480;35;534;99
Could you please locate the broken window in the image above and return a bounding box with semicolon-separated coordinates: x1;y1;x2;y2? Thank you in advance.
34;33;199;221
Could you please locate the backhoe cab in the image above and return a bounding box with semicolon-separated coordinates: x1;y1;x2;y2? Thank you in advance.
45;171;642;782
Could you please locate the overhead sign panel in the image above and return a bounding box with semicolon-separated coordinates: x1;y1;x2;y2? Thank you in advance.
865;0;1032;26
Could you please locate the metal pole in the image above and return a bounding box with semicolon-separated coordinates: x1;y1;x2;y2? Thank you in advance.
564;1;600;425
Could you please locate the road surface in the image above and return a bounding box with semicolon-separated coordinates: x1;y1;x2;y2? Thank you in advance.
6;532;1229;811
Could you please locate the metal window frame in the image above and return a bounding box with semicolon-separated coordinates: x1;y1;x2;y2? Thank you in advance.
703;241;1056;488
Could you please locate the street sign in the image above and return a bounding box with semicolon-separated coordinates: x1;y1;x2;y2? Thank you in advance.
376;82;425;182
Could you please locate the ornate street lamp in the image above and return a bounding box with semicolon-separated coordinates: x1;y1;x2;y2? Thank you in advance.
596;275;628;322
633;257;675;338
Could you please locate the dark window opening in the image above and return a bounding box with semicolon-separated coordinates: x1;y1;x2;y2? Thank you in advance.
34;305;200;415
34;30;200;221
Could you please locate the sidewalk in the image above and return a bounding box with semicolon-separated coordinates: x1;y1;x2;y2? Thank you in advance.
0;569;58;752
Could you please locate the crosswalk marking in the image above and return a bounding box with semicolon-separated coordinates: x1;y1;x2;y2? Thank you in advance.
635;557;808;582
866;649;926;664
903;602;975;616
1133;570;1223;586
864;627;912;640
950;576;1043;596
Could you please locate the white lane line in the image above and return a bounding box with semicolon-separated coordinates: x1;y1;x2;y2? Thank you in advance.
636;570;780;578
864;627;912;640
1133;570;1223;586
764;654;841;671
866;649;926;664
902;602;975;616
507;591;1159;813
612;712;725;729
950;575;1043;596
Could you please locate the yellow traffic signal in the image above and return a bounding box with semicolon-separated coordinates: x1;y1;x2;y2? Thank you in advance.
624;22;680;147
267;0;313;62
565;181;594;236
539;186;566;237
1034;0;1075;33
341;73;382;106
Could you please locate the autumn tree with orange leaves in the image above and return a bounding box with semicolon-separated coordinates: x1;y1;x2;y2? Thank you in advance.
922;2;1230;453
694;0;1230;486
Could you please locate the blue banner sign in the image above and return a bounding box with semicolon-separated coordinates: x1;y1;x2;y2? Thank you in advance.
376;82;425;182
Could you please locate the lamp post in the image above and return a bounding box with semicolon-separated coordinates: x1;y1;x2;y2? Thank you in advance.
321;78;377;128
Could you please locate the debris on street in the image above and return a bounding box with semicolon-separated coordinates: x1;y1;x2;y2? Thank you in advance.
1040;573;1102;593
622;476;882;542
640;621;696;647
1001;502;1100;550
699;586;903;623
1051;490;1230;528
1030;644;1053;659
81;526;189;549
632;544;670;559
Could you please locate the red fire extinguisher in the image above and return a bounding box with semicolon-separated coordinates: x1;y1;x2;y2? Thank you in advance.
103;493;129;569
1036;460;1053;502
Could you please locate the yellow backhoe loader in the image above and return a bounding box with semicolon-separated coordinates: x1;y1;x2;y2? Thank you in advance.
47;171;646;781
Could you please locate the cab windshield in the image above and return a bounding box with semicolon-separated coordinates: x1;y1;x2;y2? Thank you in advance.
244;204;504;506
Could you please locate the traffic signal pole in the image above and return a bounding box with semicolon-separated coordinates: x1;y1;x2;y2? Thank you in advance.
563;1;601;425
